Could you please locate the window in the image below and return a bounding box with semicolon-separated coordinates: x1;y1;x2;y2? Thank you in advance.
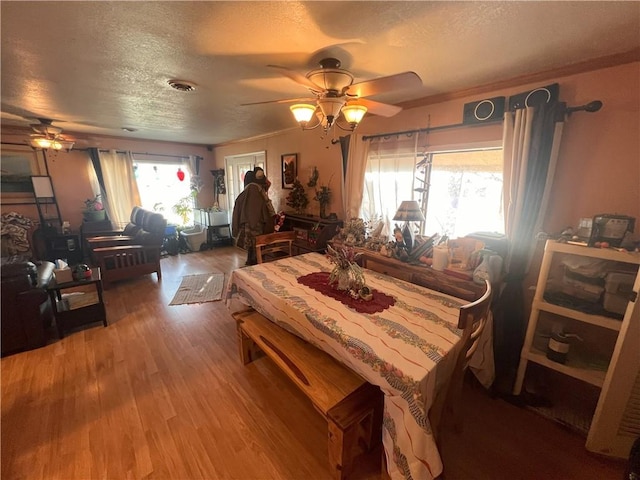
421;149;504;238
134;161;192;226
361;140;504;239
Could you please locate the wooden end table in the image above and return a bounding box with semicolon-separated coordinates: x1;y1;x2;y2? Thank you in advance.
47;267;107;338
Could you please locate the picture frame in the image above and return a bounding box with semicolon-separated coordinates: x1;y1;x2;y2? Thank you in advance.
1;144;47;203
281;153;297;189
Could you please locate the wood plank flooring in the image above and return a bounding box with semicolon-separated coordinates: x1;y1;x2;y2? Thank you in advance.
1;247;626;479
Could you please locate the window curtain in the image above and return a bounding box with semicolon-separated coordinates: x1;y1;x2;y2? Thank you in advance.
96;149;142;227
361;134;421;237
493;101;565;393
342;134;370;221
183;155;203;192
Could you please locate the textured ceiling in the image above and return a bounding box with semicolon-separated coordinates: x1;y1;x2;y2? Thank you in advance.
1;1;639;146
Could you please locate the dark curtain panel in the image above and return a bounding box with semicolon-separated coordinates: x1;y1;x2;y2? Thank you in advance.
493;101;564;393
88;147;110;219
339;135;351;180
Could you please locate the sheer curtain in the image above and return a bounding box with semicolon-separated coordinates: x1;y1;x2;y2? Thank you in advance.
361;133;421;237
342;134;370;220
493;101;565;392
183;155;203;193
98;150;141;227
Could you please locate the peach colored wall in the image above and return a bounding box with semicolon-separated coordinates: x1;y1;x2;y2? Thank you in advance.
1;134;213;230
209;129;344;217
3;62;638;249
213;61;640;237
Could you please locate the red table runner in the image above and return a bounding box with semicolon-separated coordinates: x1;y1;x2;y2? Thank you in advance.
297;271;395;314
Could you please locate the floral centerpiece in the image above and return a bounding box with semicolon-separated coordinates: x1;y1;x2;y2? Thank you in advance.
325;244;367;297
333;218;368;246
82;194;106;222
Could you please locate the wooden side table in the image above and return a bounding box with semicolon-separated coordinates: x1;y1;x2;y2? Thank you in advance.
46;267;107;338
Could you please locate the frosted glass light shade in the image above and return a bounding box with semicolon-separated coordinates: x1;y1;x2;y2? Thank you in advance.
341;104;367;125
290;104;316;124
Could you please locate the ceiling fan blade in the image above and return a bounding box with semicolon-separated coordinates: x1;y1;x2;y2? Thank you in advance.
241;97;316;107
357;98;402;117
268;64;325;92
346;71;422;98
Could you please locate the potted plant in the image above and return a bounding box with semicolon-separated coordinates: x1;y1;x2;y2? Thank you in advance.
83;195;107;222
172;192;196;226
285;179;309;214
313;185;332;219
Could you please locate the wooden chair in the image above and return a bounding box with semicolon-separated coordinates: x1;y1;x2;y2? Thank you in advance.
429;279;492;443
255;231;296;264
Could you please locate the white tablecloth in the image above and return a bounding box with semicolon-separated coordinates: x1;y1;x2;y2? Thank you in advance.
226;253;468;480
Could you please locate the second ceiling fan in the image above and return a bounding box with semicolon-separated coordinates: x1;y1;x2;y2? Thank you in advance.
245;57;422;131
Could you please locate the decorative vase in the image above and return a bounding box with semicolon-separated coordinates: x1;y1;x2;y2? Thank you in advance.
335;267;352;291
319;203;327;219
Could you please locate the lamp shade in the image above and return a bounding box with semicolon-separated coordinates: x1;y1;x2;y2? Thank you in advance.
341;104;367;125
393;200;425;222
290;104;316;124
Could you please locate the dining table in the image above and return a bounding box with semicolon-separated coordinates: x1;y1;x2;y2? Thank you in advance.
225;252;472;480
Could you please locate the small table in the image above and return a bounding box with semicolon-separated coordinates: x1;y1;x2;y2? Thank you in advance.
47;267;107;338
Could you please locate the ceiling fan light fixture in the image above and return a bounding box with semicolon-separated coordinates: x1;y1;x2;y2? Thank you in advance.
55;140;75;152
28;119;74;152
341;104;368;127
30;137;52;149
318;97;346;127
290;104;317;126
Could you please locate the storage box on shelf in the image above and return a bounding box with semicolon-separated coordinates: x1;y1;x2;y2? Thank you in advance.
514;240;640;458
282;213;342;254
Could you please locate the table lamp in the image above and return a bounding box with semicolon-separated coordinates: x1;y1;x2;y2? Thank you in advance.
393;200;425;252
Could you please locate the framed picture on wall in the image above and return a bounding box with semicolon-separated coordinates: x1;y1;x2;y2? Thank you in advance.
281;153;297;189
1;144;47;203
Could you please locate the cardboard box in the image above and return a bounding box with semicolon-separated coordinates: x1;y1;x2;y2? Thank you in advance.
54;268;73;283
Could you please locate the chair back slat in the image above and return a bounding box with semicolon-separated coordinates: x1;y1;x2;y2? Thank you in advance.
255;231;296;264
429;280;492;445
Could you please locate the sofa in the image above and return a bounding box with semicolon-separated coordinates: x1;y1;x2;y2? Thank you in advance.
85;207;167;288
1;260;55;356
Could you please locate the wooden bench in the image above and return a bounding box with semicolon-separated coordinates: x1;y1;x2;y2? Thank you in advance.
233;308;383;480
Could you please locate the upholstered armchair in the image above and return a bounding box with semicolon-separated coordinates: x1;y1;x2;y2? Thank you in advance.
86;207;167;288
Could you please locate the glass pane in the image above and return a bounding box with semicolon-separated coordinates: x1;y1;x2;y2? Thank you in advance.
134;162;193;226
423;150;504;238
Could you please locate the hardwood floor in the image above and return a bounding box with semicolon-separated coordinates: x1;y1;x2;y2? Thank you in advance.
1;247;626;479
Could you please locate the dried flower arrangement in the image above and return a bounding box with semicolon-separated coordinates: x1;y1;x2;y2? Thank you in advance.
325;244;365;294
333;217;368;246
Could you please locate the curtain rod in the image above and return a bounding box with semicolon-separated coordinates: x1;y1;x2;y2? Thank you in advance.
361;100;602;142
361;119;501;141
96;149;202;160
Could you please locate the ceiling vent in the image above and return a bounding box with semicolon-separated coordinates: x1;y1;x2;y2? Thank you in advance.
168;79;197;92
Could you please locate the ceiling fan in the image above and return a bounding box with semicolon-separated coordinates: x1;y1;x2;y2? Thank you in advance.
28;118;75;151
244;57;422;132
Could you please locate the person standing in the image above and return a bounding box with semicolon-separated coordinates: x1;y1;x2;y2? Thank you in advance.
232;169;275;265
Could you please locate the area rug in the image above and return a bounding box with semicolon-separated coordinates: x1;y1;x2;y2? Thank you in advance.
169;273;225;305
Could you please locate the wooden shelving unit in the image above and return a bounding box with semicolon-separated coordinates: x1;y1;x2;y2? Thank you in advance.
514;240;640;458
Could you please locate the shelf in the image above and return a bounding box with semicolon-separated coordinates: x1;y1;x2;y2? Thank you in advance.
534;300;623;331
515;239;640;458
524;348;607;388
546;241;640;265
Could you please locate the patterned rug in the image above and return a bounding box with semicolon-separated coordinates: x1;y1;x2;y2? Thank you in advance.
169;273;225;305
